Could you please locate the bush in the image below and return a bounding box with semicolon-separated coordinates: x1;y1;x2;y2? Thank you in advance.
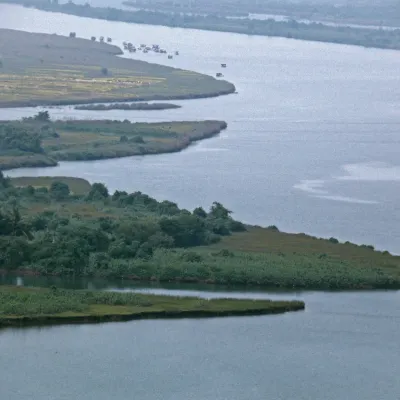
50;181;70;200
87;182;109;200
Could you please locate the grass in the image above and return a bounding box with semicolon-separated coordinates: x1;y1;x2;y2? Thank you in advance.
194;226;400;288
0;119;227;170
0;28;235;108
10;177;92;195
0;286;305;328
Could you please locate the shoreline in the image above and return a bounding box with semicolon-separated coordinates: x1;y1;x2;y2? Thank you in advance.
0;87;236;109
0;120;227;171
0;304;305;329
0;27;236;109
4;268;399;291
0;286;305;328
8;1;400;51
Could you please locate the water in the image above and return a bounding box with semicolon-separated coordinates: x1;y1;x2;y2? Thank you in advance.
0;7;400;398
1;4;400;251
1;277;399;400
2;4;400;252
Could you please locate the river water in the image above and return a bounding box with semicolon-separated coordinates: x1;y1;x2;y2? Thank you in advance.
1;276;400;400
1;4;400;252
0;6;400;398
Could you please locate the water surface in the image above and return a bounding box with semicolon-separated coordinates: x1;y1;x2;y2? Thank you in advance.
1;281;399;400
1;4;400;254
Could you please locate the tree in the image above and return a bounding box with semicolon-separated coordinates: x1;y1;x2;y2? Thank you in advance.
33;111;50;122
193;207;207;218
209;202;231;219
69;32;76;38
50;181;70;200
160;215;206;247
87;182;109;200
101;67;109;76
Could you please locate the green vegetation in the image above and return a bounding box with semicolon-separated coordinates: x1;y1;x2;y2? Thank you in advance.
0;28;234;108
0;286;305;328
0;174;399;290
10;177;91;195
123;0;400;29
12;1;400;51
75;102;181;111
0;115;227;170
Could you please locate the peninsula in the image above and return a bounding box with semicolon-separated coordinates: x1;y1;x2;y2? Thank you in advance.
1;174;399;290
0;28;235;108
0;113;227;170
0;286;305;328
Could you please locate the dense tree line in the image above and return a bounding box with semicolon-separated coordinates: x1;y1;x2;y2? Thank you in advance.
0;173;246;277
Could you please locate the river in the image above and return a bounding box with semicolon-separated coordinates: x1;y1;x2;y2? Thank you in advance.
1;4;400;252
1;276;400;400
0;4;400;399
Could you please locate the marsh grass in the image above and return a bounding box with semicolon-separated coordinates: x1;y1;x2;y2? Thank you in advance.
0;286;304;327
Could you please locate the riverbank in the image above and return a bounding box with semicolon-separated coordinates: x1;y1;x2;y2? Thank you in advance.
0;286;305;328
9;1;400;51
0;28;235;109
75;102;181;111
1;175;399;290
0;117;227;170
123;0;400;30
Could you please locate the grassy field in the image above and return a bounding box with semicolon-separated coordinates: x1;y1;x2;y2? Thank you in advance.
0;29;235;108
0;286;305;328
0;118;227;170
10;176;91;195
195;226;400;288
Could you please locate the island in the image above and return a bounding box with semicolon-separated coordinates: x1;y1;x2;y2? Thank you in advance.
0;112;227;170
6;1;400;51
75;102;181;111
1;174;399;291
0;286;305;328
0;28;235;108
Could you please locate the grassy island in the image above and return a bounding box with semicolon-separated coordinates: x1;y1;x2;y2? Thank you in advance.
0;114;227;170
8;1;400;51
75;102;181;111
0;28;235;108
0;286;305;328
0;174;399;290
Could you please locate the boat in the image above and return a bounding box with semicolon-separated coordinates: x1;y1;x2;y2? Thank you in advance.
168;55;173;59
216;72;223;77
221;63;227;68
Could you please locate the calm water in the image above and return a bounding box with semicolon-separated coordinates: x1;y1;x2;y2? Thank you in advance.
1;5;400;252
1;276;400;400
0;6;400;398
